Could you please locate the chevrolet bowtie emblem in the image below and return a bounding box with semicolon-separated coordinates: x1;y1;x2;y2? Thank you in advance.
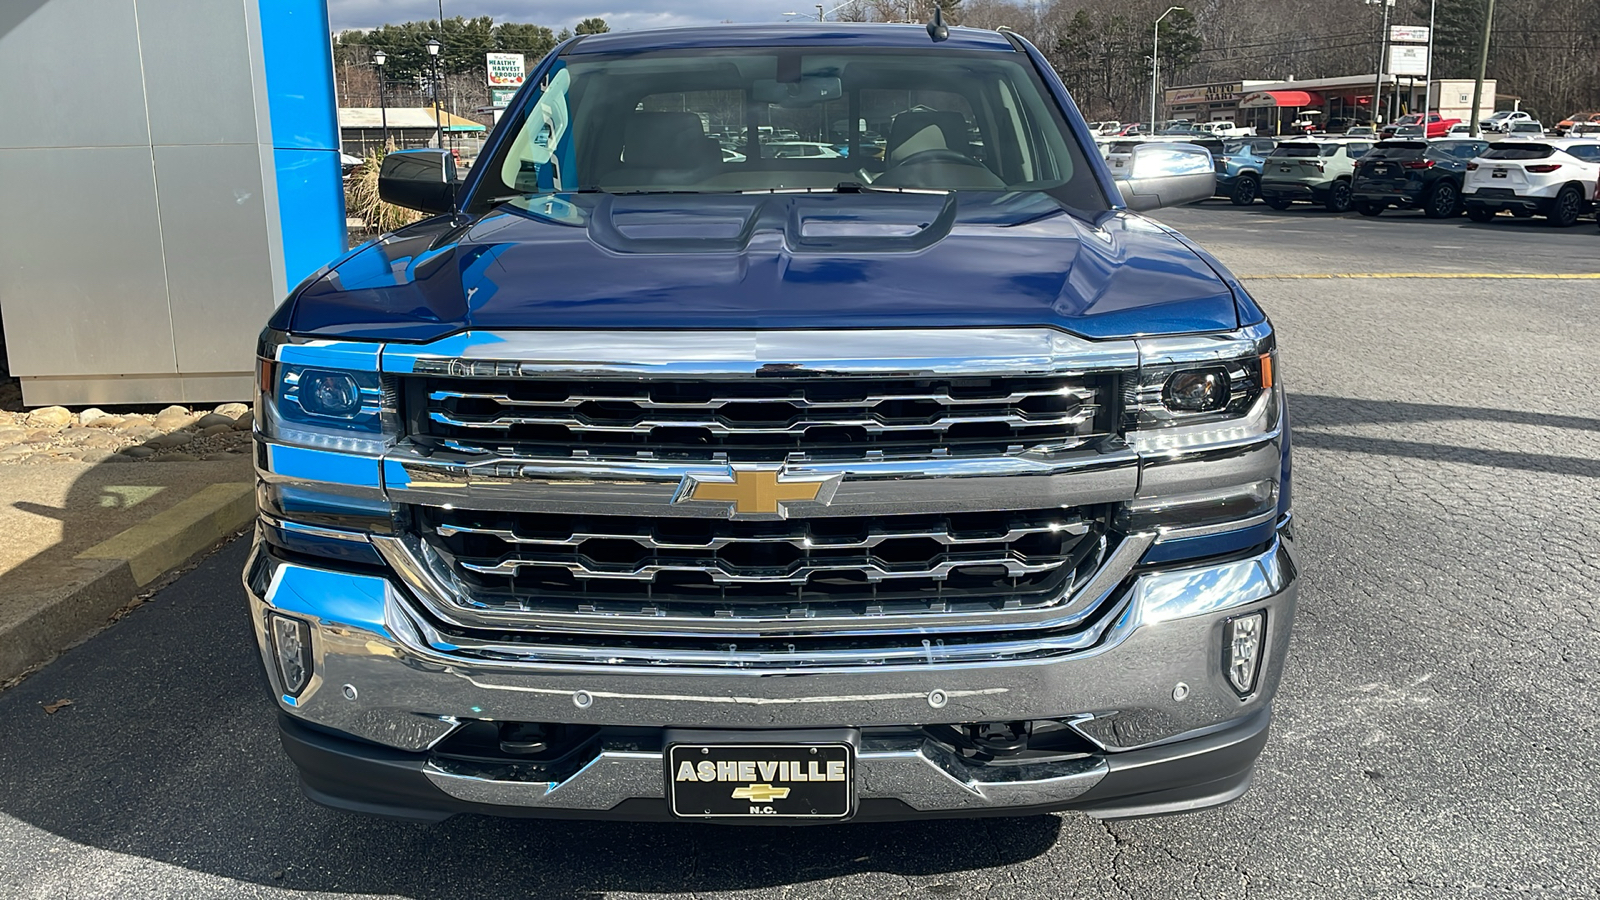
676;468;840;517
731;783;792;802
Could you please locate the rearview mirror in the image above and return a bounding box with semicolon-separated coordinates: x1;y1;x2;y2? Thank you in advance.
1115;143;1216;212
752;76;842;108
378;149;458;215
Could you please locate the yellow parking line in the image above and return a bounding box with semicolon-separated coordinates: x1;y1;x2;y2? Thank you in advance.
1238;272;1600;280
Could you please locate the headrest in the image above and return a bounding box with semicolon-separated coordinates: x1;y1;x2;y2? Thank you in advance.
888;110;970;163
623;112;715;169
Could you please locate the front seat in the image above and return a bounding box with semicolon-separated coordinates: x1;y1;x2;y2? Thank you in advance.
603;111;719;189
876;110;1003;188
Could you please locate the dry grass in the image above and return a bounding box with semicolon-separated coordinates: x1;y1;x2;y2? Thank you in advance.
344;151;424;235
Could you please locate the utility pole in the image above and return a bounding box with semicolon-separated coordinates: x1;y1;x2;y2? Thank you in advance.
1468;0;1495;137
1422;0;1437;117
1150;7;1183;132
1367;0;1393;127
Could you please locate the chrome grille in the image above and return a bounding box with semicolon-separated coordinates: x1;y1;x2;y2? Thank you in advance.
415;506;1110;627
404;374;1113;462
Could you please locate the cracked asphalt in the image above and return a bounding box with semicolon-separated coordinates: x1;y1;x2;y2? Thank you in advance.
3;202;1599;899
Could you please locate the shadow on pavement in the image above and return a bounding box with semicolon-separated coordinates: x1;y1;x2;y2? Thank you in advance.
0;538;1063;898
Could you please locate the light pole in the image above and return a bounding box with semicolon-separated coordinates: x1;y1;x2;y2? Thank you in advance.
1150;6;1183;132
784;3;854;21
426;38;443;151
372;49;389;154
1366;0;1394;127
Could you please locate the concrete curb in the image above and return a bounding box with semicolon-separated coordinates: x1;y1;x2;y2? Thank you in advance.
0;482;254;683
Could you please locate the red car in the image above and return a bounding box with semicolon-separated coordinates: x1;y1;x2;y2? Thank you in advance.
1380;113;1460;139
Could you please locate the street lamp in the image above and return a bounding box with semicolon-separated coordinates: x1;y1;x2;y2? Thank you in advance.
1150;6;1184;133
783;2;854;20
372;49;389;153
1366;0;1394;127
426;38;444;151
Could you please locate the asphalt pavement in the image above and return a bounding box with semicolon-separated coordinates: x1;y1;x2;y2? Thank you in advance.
3;202;1598;899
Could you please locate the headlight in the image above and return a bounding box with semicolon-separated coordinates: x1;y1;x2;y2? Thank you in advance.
255;334;393;455
1129;324;1278;433
1162;367;1230;412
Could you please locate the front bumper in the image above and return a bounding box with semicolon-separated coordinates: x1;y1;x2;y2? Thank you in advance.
246;532;1298;822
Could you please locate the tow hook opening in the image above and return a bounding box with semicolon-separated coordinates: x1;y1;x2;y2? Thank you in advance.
923;719;1100;763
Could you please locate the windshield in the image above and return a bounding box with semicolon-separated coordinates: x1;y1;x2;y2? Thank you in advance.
474;46;1105;210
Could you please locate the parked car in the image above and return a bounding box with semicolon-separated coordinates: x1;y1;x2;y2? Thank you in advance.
1463;137;1600;226
1445;123;1472;136
1502;121;1545;137
1214;137;1280;205
1478;110;1533;133
1555;112;1600;136
1351;138;1489;217
1380;113;1460;139
760;141;842;159
1260;137;1375;211
1345;125;1377;137
1087;120;1123;136
1199;120;1254;138
261;22;1296;826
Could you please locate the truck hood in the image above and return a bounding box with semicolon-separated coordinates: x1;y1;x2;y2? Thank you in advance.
290;191;1240;341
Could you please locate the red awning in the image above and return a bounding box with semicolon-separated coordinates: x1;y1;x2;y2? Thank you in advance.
1240;90;1323;109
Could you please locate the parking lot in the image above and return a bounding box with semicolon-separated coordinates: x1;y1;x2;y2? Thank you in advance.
2;202;1598;899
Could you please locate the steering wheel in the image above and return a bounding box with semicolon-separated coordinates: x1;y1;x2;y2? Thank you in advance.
888;147;986;169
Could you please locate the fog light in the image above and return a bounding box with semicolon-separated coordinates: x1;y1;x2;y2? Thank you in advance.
270;614;314;697
1224;611;1265;696
1162;367;1230;412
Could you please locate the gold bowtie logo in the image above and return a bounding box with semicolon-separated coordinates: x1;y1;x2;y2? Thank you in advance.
679;468;837;517
731;783;791;802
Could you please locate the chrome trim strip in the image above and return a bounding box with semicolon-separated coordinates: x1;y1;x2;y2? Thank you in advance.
370;530;1152;638
428;407;1098;435
430;386;1096;410
383;445;1141;518
454;549;1078;585
261;515;373;544
434;518;1088;550
380;328;1142;378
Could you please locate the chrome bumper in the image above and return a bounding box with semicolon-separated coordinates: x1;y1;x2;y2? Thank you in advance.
246;533;1297;817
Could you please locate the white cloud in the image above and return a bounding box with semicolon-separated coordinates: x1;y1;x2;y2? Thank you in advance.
325;0;791;32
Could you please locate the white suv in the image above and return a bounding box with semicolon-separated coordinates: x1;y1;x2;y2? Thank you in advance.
1463;138;1600;226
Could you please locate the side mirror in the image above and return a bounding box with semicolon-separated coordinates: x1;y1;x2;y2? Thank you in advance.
378;149;458;214
1115;143;1216;212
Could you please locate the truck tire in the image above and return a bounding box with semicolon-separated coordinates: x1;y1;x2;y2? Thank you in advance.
1548;185;1583;227
1324;180;1353;213
1423;181;1460;219
1230;174;1260;206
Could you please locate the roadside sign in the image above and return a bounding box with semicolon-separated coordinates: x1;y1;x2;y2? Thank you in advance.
491;87;518;108
1388;45;1428;76
1389;25;1430;44
486;52;526;87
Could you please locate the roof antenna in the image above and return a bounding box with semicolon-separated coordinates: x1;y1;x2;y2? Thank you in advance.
926;6;948;42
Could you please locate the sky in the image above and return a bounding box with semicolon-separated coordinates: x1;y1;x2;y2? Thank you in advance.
325;1;795;33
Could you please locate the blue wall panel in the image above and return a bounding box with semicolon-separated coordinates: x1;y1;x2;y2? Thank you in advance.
259;0;346;288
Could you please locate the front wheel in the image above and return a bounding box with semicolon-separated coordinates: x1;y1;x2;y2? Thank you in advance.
1548;185;1584;227
1357;200;1385;217
1466;205;1496;223
1424;181;1460;219
1230;174;1260;206
1324;180;1353;213
1265;196;1293;210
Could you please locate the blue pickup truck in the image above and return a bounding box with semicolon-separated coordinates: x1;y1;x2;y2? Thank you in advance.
248;22;1296;824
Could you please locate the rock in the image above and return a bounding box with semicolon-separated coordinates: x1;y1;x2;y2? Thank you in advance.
232;410;254;431
148;433;194;448
0;426;27;446
77;449;117;464
213;402;250;419
120;445;156;459
58;427;95;443
0;445;33;461
202;452;236;461
102;453;135;464
79;432;125;450
112;417;153;432
79;407;110;424
23;430;56;444
198;424;233;437
152;405;195;430
194;412;237;429
85;414;125;429
26;406;73;427
121;427;162;443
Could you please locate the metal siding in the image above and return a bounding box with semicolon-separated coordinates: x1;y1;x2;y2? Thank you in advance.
137;0;261;147
0;0;151;149
259;0;346;288
0;146;178;378
152;143;282;373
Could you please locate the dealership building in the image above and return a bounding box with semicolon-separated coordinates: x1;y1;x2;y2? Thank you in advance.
1167;75;1498;135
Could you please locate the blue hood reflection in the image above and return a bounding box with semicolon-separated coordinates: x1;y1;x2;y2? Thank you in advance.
288;192;1239;341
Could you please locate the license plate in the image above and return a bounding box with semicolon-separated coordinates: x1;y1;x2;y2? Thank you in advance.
1492;170;1507;178
667;743;854;819
1373;165;1390;174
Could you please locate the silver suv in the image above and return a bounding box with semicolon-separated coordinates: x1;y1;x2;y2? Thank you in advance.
1260;138;1375;212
